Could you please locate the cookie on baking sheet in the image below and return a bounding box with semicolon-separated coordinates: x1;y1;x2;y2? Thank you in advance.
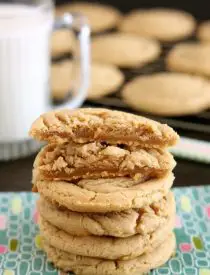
56;2;121;33
29;108;178;147
41;233;175;275
197;21;210;43
51;61;124;100
122;73;210;116
119;8;196;42
87;63;124;99
33;141;175;182
51;61;73;100
39;212;174;260
38;192;175;238
34;172;174;212
91;33;161;68
51;30;74;57
166;42;210;77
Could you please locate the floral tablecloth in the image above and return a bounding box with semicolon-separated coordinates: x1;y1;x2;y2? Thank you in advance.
0;186;210;275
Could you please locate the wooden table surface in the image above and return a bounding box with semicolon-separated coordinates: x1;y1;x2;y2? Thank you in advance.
0;155;209;192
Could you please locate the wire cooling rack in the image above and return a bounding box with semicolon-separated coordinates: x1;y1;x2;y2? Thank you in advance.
84;39;210;137
52;33;210;138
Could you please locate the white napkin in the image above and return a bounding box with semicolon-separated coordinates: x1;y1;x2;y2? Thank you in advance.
170;136;210;164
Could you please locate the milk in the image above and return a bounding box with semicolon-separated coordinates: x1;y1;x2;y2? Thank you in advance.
0;4;53;141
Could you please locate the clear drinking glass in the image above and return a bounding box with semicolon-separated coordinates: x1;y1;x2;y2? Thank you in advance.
0;0;90;160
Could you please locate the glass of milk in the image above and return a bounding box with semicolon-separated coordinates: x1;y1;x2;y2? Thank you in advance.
0;0;90;160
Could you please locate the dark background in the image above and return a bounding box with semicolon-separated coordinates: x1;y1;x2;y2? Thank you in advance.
56;0;210;20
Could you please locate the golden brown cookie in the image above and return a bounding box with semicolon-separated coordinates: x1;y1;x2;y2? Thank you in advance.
38;192;175;238
56;2;121;33
197;21;210;43
119;8;196;42
91;33;161;68
39;212;175;260
29;108;178;147
166;42;210;77
34;172;174;213
122;73;210;116
86;63;124;99
41;233;175;275
51;61;73;100
51;62;124;101
33;141;175;182
51;30;74;57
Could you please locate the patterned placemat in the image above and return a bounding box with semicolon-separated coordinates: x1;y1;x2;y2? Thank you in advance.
0;186;210;275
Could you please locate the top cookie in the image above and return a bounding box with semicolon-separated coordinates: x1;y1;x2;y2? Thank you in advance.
56;2;121;33
197;21;210;43
29;108;178;148
166;42;210;77
119;8;196;42
91;33;161;68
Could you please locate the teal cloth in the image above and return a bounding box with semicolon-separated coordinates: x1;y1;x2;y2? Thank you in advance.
0;186;210;275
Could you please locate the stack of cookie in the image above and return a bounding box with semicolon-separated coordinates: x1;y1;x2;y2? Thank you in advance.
30;108;179;275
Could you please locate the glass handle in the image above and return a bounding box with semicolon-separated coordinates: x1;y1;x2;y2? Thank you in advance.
52;13;90;109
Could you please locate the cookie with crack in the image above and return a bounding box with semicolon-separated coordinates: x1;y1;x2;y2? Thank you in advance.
91;33;161;68
33;141;175;182
29;108;178;147
51;62;124;101
38;192;175;238
41;233;175;275
166;42;210;77
197;21;210;43
122;73;210;116
119;8;196;42
51;30;74;57
56;2;121;33
34;172;174;212
39;213;174;260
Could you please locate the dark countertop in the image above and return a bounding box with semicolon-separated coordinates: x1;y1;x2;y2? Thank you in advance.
0;155;209;192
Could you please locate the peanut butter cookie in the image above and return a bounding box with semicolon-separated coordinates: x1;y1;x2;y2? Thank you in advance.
51;62;124;101
51;30;74;57
197;21;210;43
166;42;210;77
29;108;178;147
56;2;121;33
38;192;175;238
41;233;175;275
92;33;161;68
122;73;210;116
33;142;175;182
119;8;196;42
39;213;175;260
34;172;174;212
